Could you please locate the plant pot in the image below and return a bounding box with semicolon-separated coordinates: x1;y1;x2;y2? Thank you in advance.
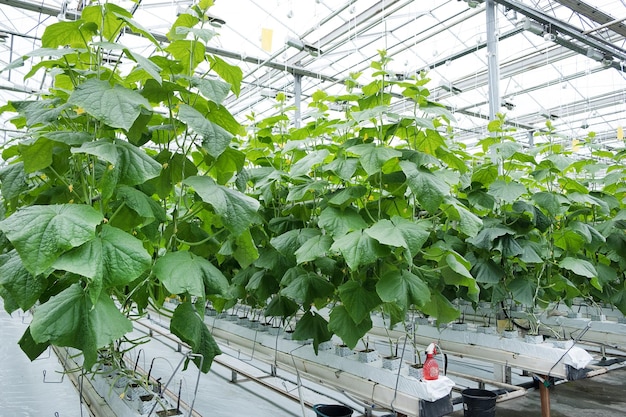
591;314;606;322
618;317;626;324
225;314;238;322
502;329;518;339
567;312;582;319
247;319;261;329
414;317;430;326
138;394;156;415
335;345;353;357
382;355;401;371
283;330;295;340
156;410;183;417
205;308;217;317
524;334;544;344
357;349;378;363
408;364;424;379
318;341;334;351
476;326;497;335
258;322;270;332
451;323;468;331
268;326;283;336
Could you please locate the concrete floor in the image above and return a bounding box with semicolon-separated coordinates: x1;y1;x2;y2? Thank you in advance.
450;366;626;417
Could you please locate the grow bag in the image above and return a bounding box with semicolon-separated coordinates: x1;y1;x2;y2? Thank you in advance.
313;404;353;417
461;388;497;417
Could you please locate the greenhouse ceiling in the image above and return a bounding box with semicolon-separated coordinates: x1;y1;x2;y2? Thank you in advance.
0;0;624;150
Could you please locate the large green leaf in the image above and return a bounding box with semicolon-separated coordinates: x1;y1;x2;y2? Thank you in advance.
347;143;402;175
467;226;514;250
41;20;97;48
365;217;430;258
264;295;299;318
376;270;431;310
290;149;330;177
0;204;103;275
280;271;334;306
420;292;460;323
52;225;151;288
400;161;448;213
116;141;163;185
116;185;166;225
207;55;243;96
533;192;564;215
318;206;368;237
559;257;597;278
178;104;233;158
323;157;359;181
0;251;47;312
184;76;231;104
488;180;527;203
328;306;373;350
18;327;50;361
165;40;206;73
20;138;56;173
338;280;381;324
330;230;387;271
0;162;27;200
68;79;152;131
471;258;504;284
508;278;536;306
171;302;221;372
292;311;332;354
183;176;260;236
443;200;483;238
271;229;320;261
29;283;132;370
155;250;228;297
295;235;333;264
82;4;132;41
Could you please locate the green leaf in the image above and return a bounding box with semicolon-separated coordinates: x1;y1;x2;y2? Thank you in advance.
467;226;514;250
154;250;228;297
0;162;27;200
420;292;460;323
208;55;243;96
116;141;163;185
0;251;47;312
280;271;334;306
68;79;152;131
18;327;50;361
184;76;231;105
165;40;206;73
323;158;359;181
126;49;162;85
184;176;260;236
488;180;527;203
53;225;151;288
331;230;387;271
292;311;332;354
376;270;431;311
29;283;132;370
347;144;402;175
167;13;199;41
471;258;504;284
290;149;330;177
116;185;166;225
442;200;483;238
365;217;430;258
338;280;381;324
318;206;368;237
559;257;597;278
401;161;448;213
0;204;103;275
327;186;367;206
508;278;536;306
82;4;131;41
41;20;97;48
264;295;299;318
553;229;585;252
533;192;564;215
17;138;54;173
171;302;221;372
328;306;373;350
178;104;233;158
295;235;333;264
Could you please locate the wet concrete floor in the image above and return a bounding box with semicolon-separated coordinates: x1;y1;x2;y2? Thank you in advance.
449;366;626;417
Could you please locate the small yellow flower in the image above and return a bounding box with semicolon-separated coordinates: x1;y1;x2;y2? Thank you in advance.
75;107;85;115
162;162;169;169
108;164;115;170
68;184;74;193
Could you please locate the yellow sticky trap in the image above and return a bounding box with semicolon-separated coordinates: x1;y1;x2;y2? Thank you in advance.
617;125;624;140
572;139;580;152
261;28;273;52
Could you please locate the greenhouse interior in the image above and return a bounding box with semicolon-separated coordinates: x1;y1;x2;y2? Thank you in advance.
1;0;626;416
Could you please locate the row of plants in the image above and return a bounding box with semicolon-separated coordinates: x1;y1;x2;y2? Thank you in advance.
1;1;625;374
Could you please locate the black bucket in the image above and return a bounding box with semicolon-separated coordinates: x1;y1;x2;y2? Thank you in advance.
313;404;353;417
461;388;497;417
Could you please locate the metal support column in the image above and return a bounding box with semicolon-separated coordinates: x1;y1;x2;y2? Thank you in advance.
294;74;302;128
486;0;501;120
